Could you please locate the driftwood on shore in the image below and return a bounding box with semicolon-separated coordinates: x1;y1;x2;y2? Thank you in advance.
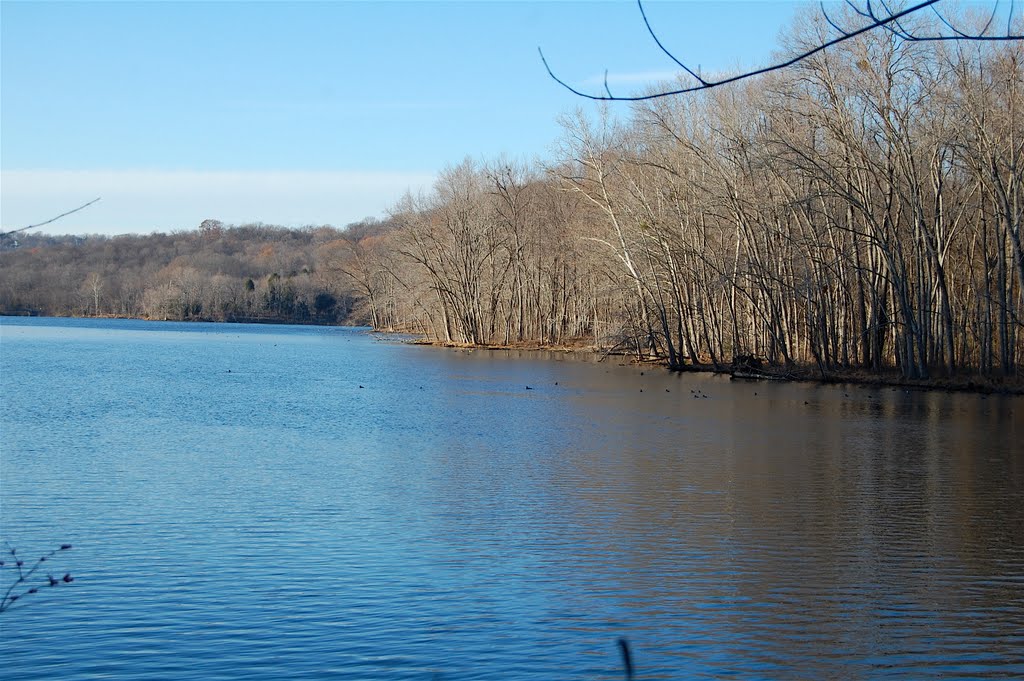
729;355;796;382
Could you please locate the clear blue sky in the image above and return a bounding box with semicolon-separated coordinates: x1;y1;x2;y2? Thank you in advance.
2;1;806;235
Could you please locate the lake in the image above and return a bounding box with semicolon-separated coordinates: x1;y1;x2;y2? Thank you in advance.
1;317;1022;679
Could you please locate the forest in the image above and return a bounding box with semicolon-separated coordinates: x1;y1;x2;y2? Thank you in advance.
2;10;1021;385
0;222;358;325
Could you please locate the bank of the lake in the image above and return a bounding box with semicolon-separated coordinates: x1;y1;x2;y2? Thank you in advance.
5;311;1021;395
402;335;1024;396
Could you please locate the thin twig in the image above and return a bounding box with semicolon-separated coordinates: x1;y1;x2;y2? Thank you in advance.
638;0;707;85
541;0;1022;101
618;638;635;681
541;0;943;101
1;542;73;613
1;197;101;237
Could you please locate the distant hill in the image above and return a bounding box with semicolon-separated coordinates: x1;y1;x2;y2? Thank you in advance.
0;220;388;325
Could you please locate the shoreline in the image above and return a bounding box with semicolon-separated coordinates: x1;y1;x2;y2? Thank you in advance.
5;313;1020;395
395;335;1024;396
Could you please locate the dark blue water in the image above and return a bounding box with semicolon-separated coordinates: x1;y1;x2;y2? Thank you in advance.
2;317;1022;679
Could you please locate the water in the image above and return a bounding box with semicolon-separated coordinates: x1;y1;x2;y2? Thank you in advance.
1;317;1022;680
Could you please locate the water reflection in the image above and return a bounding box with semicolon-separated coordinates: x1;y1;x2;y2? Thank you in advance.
2;318;1022;679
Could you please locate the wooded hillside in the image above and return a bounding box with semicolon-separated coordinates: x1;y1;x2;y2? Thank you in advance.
3;12;1021;384
0;222;364;325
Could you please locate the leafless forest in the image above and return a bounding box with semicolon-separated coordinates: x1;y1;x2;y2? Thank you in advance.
2;14;1021;383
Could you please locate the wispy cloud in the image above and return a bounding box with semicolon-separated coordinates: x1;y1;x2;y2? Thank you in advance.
1;169;436;235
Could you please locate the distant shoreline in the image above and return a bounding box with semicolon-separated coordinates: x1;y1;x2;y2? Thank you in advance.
0;311;358;328
5;313;1022;396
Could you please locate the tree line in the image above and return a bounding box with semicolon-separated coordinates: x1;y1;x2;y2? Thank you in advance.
355;12;1022;382
2;10;1020;382
0;222;360;325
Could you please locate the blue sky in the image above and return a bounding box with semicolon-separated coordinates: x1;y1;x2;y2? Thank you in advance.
2;1;806;235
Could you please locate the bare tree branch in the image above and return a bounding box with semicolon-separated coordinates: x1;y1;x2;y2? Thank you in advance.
637;0;708;86
1;542;74;614
929;3;977;37
540;0;1023;101
857;0;1016;41
1;197;102;238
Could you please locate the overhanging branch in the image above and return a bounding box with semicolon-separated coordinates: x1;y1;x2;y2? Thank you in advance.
541;0;1023;101
1;198;102;238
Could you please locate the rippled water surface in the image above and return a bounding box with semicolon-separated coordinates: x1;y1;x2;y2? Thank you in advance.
1;317;1022;679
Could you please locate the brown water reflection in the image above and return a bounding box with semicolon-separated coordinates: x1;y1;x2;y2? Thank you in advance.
429;348;1023;678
